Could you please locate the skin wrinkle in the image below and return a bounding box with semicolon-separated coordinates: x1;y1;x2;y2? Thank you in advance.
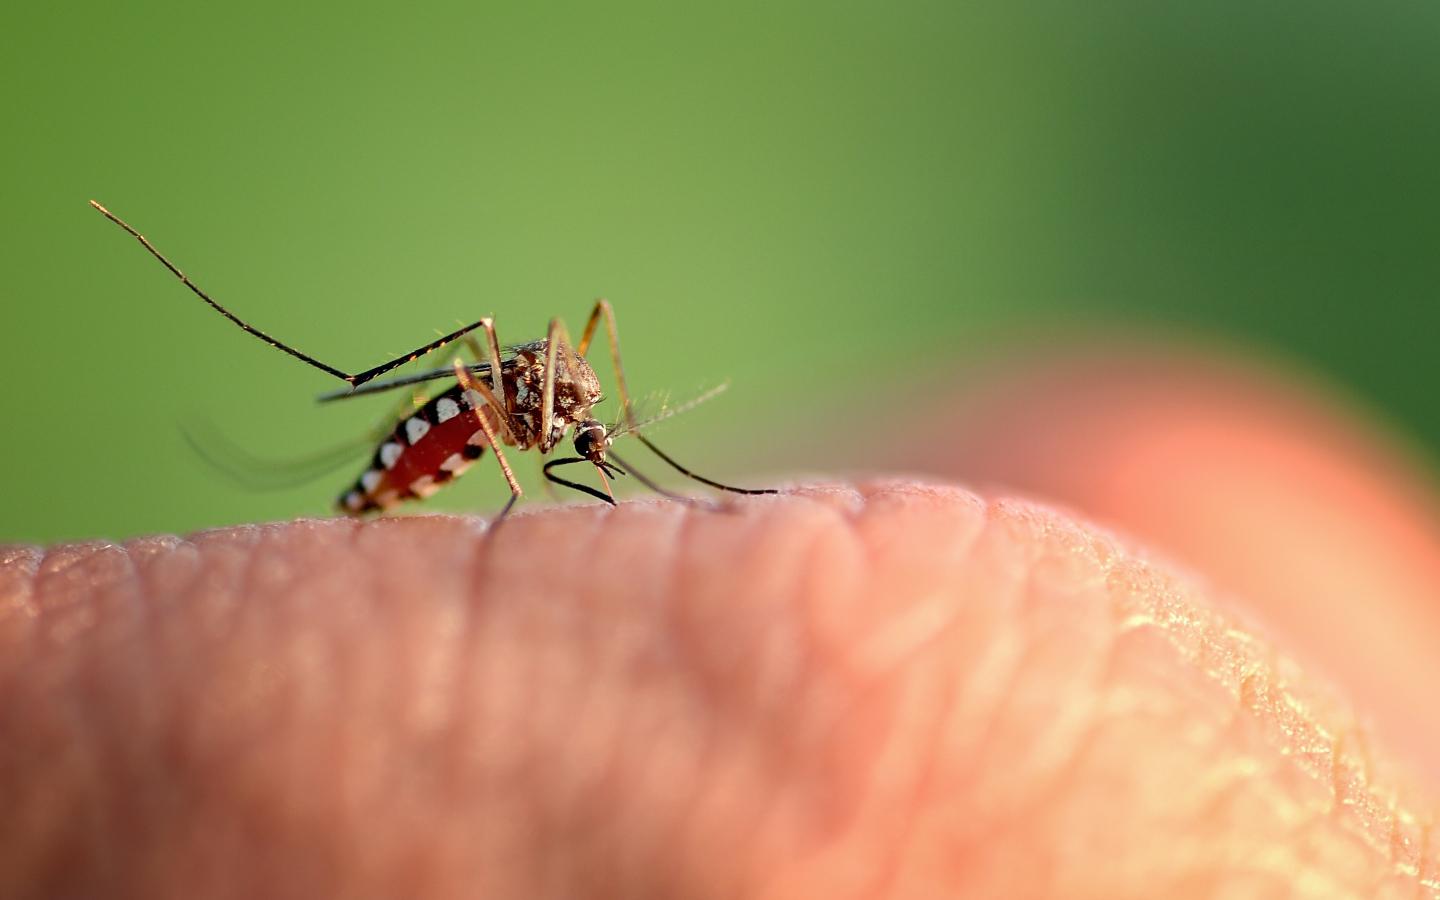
820;628;961;900
0;545;43;745
556;507;624;890
403;512;521;892
404;524;494;897
990;571;1112;839
748;495;876;897
2;483;1440;898
800;511;917;900
423;510;487;880
1;543;68;889
924;558;1066;891
34;543;113;650
577;502;690;894
1090;599;1284;888
798;488;1022;895
714;505;834;900
83;538;152;890
331;518;404;895
1101;547;1435;893
887;492;1428;892
206;525;323;897
627;499;719;893
51;541;156;892
903;493;1143;893
478;503;621;897
603;500;713;897
659;501;781;899
124;532;254;895
528;505;614;895
0;544;42;652
121;535;205;892
895;351;1440;798
926;524;1039;810
1048;634;1223;892
276;517;381;894
39;543;140;883
790;485;986;900
449;509;529;892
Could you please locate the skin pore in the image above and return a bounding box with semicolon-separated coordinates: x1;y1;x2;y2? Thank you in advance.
3;351;1440;898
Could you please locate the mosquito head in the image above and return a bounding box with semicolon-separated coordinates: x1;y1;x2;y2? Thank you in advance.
573;418;610;465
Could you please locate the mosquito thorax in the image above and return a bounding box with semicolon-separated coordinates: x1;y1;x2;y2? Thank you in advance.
507;341;604;452
573;419;609;464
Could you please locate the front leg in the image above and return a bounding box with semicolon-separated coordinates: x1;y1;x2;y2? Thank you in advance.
576;299;637;428
539;316;580;450
578;299;775;497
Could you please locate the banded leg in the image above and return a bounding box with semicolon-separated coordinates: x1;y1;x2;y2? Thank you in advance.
577;299;776;496
92;200;486;389
452;359;523;521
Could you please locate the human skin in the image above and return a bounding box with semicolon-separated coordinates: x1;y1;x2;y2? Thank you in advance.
3;355;1440;898
887;347;1440;783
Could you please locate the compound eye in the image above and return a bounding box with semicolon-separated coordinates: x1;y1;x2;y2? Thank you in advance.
574;423;604;459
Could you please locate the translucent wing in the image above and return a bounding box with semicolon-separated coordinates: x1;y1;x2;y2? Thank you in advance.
606;381;730;441
181;419;373;491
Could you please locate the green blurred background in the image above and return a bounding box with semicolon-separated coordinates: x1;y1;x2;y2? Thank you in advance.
3;1;1437;543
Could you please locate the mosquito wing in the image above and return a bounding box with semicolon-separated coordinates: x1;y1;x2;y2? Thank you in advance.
182;419;374;491
606;382;731;440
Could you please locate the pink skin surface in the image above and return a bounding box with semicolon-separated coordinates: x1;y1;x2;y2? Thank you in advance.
3;348;1440;898
888;346;1440;786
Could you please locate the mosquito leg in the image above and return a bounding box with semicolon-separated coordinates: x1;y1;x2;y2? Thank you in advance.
457;373;514;445
466;319;508;409
493;492;521;522
539;316;579;449
633;434;777;496
466;319;518;444
576;299;636;427
92;200;486;389
452;359;523;522
460;335;493;377
578;299;772;495
605;449;695;503
346;322;491;388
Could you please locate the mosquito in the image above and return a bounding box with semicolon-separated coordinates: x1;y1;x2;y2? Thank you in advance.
89;200;775;520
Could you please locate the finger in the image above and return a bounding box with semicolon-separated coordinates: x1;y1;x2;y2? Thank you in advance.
887;347;1440;780
0;484;1433;898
